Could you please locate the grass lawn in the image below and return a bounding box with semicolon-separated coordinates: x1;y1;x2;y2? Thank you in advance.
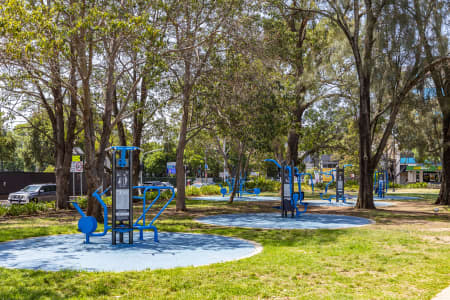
0;193;449;299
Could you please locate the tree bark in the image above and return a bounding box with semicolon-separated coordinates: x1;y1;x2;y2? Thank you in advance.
229;142;244;203
287;130;300;167
132;76;148;188
175;90;190;211
355;80;376;209
113;88;127;147
45;54;78;210
437;108;450;205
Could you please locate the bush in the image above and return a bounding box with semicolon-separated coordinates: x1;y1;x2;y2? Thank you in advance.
345;179;359;186
144;190;174;201
186;186;201;196
75;195;112;209
0;202;54;217
405;182;428;189
246;176;280;192
185;185;221;196
200;185;221;195
315;181;336;190
388;182;402;188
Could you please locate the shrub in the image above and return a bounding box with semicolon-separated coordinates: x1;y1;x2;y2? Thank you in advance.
246;176;280;192
200;185;221;195
345;179;359;186
0;202;53;217
143;190;175;201
389;182;402;189
405;182;428;189
186;186;201;196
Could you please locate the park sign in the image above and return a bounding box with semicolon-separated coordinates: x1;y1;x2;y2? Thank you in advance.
167;162;176;175
71;155;83;172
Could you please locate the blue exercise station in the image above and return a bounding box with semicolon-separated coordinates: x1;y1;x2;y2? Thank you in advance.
264;159;310;217
220;175;261;197
319;164;353;203
71;146;175;245
374;170;389;198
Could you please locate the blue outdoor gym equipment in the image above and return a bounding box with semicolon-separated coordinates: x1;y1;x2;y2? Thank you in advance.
293;166;314;205
264;159;308;217
319;164;352;203
71;146;175;245
319;169;336;202
374;170;389;198
220;176;260;197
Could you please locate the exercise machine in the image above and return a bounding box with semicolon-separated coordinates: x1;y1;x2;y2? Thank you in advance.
319;164;353;203
374;170;388;198
71;146;175;245
264;159;308;217
220;175;260;197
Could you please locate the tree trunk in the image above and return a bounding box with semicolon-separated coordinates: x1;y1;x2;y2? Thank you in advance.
287;130;300;167
356;84;376;209
113;88;127;147
229;144;244;204
81;80;103;222
228;171;240;204
437;109;450;205
175;93;190;211
175;142;186;210
132;76;147;188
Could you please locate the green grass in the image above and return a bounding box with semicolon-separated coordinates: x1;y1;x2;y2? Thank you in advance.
0;194;449;299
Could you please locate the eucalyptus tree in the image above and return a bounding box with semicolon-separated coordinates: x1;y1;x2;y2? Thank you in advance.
16;113;56;172
293;0;449;208
0;0;79;208
0;113;16;170
395;95;442;165
111;3;167;189
206;46;282;202
161;0;240;210
67;0;161;220
411;0;449;205
263;1;344;167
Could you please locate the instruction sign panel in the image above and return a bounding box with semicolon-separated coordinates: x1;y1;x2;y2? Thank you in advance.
336;167;344;201
70;161;83;173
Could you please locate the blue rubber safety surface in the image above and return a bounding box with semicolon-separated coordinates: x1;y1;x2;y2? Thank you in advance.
196;213;373;230
345;194;422;200
0;232;259;272
303;200;394;207
189;196;280;201
189;196;393;207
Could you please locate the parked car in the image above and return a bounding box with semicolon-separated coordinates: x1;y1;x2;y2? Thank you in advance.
8;183;56;204
192;181;216;188
143;181;173;188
